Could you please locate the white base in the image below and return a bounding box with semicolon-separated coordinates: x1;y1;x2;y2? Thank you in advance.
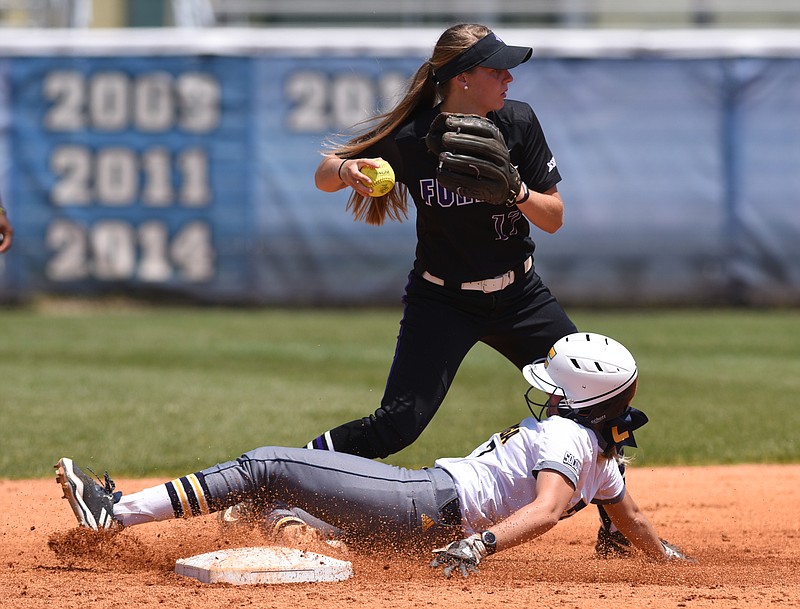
175;546;353;585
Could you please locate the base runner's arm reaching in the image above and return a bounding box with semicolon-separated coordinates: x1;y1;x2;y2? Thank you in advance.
603;492;696;561
487;470;574;550
431;470;572;577
432;470;691;577
601;491;668;559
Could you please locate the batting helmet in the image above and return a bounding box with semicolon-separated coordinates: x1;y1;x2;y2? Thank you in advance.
523;333;638;426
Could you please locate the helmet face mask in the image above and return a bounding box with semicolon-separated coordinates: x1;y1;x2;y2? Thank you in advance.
523;333;647;448
524;386;561;421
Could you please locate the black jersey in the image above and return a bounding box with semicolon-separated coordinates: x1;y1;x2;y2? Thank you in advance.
363;100;561;283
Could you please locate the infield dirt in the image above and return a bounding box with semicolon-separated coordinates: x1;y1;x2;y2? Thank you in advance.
2;464;798;608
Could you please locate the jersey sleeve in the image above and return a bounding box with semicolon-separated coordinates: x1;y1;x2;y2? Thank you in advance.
532;420;586;490
497;101;561;193
517;107;561;193
591;458;626;504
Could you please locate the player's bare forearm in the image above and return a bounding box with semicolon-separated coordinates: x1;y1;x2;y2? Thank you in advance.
517;186;564;233
603;493;667;560
488;470;573;552
315;155;349;192
489;501;560;551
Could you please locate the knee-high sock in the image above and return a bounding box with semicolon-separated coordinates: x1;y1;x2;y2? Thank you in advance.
114;484;174;527
114;472;213;527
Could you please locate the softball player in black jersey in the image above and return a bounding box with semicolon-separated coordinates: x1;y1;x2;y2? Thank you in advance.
313;24;575;464
312;24;626;555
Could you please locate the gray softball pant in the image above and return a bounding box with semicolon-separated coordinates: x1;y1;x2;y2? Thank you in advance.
196;446;462;542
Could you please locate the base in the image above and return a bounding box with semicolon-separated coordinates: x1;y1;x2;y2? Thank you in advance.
175;546;353;585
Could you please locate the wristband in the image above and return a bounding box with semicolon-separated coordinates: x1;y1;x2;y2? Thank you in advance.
337;159;347;181
517;182;530;204
0;205;6;216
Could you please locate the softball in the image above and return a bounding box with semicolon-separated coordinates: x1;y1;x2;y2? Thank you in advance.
362;160;395;198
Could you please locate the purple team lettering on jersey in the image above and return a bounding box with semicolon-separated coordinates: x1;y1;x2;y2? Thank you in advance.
420;179;477;207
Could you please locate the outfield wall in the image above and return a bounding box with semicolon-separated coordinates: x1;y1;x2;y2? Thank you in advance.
0;29;798;306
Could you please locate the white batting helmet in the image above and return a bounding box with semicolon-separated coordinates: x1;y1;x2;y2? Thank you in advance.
523;333;638;425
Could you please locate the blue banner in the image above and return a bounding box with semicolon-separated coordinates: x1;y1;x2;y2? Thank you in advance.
250;56;416;304
1;46;799;306
9;55;252;301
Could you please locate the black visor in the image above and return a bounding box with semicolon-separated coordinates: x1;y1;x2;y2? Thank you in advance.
433;32;533;84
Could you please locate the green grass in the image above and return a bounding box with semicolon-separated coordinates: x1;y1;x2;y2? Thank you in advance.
1;303;798;479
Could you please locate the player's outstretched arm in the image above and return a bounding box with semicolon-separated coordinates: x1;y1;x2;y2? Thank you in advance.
488;470;574;550
603;491;695;561
602;492;665;559
431;470;573;578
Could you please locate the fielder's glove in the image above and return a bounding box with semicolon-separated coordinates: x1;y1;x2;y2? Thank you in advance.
430;534;489;578
661;539;698;563
425;112;522;206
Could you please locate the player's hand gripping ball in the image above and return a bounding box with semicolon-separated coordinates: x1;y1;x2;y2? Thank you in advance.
362;160;395;198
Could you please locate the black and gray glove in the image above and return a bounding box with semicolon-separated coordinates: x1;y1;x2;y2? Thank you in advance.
430;534;489;578
425;112;522;206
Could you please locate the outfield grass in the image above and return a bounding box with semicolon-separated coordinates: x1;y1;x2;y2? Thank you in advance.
1;303;798;479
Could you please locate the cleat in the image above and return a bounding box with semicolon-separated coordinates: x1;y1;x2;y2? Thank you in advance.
595;526;632;558
218;501;259;530
263;507;348;553
55;457;121;531
264;509;307;533
218;502;305;533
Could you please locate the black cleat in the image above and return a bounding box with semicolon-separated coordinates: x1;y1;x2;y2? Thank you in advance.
55;457;121;531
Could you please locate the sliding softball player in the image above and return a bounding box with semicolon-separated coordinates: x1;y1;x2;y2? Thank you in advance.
56;333;694;577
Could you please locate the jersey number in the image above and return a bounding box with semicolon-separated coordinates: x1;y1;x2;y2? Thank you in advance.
492;209;522;241
475;424;521;457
